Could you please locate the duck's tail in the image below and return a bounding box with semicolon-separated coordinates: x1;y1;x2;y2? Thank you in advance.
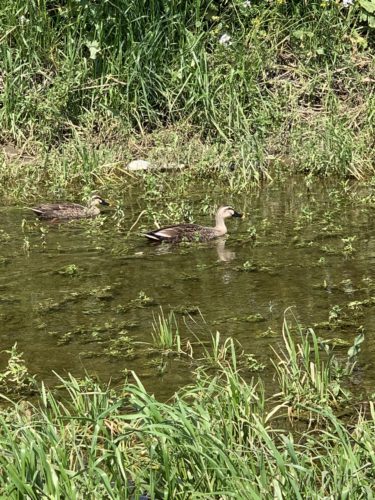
144;231;163;241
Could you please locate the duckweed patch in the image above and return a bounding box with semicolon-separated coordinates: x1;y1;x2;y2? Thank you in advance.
236;260;274;273
320;337;353;347
90;286;115;301
57;264;80;276
179;272;201;281
244;353;266;373
242;314;266;323
0;231;11;243
129;291;157;309
257;327;279;339
214;314;266;325
348;298;375;309
34;292;89;314
103;334;136;360
35;298;66;314
172;305;200;316
54;320;138;348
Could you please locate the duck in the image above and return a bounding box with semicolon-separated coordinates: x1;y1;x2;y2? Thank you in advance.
30;194;109;220
144;205;243;243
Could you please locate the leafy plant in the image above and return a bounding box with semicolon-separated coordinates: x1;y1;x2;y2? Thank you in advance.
358;0;375;27
0;344;36;395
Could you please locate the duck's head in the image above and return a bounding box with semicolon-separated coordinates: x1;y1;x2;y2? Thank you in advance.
217;205;243;219
90;195;109;207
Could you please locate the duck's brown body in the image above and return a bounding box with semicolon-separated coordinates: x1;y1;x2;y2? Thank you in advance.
31;195;109;220
145;206;242;243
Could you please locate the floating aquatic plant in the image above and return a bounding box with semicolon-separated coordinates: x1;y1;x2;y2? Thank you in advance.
57;264;79;276
0;344;36;396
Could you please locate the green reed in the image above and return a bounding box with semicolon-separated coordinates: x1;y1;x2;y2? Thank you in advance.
151;308;181;352
272;318;351;412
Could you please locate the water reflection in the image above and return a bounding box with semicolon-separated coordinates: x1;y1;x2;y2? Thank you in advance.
143;238;236;263
215;238;236;262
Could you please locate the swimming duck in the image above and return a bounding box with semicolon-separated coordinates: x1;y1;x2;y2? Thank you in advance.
30;195;109;220
144;205;243;243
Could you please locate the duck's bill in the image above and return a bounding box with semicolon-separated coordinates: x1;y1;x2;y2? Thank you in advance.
232;211;243;218
101;199;110;206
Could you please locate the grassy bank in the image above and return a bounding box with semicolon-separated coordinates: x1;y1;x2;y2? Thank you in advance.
0;319;372;497
1;0;374;200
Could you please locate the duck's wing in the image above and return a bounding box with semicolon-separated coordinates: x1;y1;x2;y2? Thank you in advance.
30;202;85;219
33;202;84;211
144;223;202;242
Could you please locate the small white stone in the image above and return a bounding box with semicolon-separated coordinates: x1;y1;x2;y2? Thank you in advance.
127;160;152;171
219;34;232;46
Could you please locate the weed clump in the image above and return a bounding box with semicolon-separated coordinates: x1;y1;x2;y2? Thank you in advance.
0;344;36;396
0;0;374;198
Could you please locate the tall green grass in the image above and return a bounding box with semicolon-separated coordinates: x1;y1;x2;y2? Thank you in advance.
272;319;351;411
1;0;374;187
0;319;372;497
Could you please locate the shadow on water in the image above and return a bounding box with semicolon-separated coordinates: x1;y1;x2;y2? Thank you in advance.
1;179;375;399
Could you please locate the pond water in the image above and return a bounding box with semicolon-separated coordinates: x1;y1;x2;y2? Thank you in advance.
1;178;374;398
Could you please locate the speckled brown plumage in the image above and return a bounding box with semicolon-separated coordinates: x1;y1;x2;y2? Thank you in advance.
31;195;109;220
145;206;242;243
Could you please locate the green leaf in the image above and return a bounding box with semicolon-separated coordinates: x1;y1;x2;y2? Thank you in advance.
359;0;375;14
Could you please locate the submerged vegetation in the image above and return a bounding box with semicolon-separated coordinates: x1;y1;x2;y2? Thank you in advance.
0;319;372;497
1;0;375;200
